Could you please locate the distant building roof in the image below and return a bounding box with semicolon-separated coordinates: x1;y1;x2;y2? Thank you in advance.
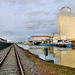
31;36;50;37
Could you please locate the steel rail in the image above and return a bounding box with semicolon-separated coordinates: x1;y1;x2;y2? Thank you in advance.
14;46;25;75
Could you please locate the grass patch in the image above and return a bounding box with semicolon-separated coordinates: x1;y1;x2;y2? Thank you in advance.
17;45;75;75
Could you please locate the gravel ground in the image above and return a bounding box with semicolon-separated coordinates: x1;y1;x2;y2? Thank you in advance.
0;47;21;75
0;46;11;64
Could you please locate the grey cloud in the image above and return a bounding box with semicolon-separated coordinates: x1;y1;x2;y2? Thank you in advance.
27;11;50;15
22;20;57;35
0;0;39;3
55;0;65;3
0;31;13;34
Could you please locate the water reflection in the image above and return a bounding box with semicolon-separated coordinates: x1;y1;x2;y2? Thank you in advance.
57;49;75;68
18;44;75;68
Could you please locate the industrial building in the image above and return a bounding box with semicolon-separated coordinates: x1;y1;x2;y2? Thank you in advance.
0;38;7;42
57;6;75;41
0;38;11;43
28;36;50;45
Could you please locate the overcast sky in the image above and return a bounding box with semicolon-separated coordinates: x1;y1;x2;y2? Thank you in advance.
0;0;75;42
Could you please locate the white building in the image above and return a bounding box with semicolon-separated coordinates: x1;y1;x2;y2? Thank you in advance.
53;37;58;44
28;36;50;45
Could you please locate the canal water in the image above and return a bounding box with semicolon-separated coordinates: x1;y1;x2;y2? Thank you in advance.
18;44;75;68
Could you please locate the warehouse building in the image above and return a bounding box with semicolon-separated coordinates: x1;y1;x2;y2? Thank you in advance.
28;36;50;45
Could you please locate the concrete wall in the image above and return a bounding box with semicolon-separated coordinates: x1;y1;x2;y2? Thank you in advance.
57;15;75;40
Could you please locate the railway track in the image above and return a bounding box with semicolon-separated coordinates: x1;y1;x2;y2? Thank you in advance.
0;45;25;75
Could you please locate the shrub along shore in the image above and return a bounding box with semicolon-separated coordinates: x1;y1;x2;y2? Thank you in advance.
17;45;75;75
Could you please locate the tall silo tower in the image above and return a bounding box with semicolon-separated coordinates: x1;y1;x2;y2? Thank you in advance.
57;6;75;40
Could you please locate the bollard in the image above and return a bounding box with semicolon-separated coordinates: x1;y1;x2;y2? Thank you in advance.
44;48;48;56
